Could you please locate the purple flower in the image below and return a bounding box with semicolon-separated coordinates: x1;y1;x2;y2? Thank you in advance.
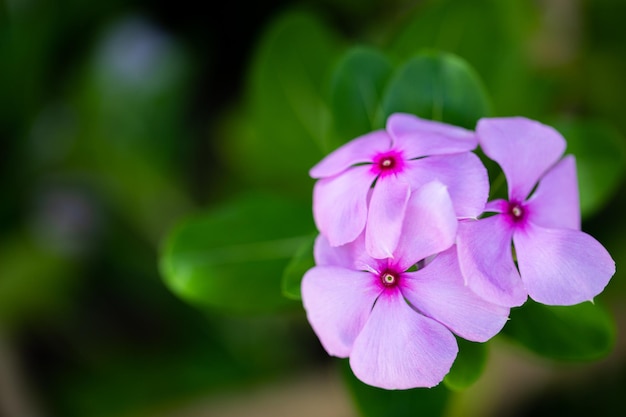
310;113;488;258
457;117;615;307
302;182;509;389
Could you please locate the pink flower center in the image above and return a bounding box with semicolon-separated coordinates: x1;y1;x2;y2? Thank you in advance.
371;150;405;178
380;270;399;288
508;201;526;222
379;157;395;169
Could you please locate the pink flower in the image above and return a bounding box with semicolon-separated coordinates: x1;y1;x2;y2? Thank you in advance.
457;117;615;307
310;113;488;258
301;182;509;389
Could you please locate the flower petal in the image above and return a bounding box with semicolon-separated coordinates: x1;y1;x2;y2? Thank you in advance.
349;289;458;389
456;216;527;307
526;155;580;230
387;113;477;158
309;130;391;178
313;165;374;246
477;117;566;202
514;222;615;305
402;247;510;342
485;199;509;213
313;234;356;268
365;176;411;259
316;231;385;275
405;153;489;218
301;266;381;357
393;181;458;270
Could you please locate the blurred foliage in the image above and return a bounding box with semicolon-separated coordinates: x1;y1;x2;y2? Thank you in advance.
329;46;393;143
554;119;626;218
281;233;316;300
443;339;488;391
1;0;626;417
380;51;491;128
388;0;544;118
221;11;342;199
0;232;77;327
503;300;616;362
161;193;313;314
342;359;450;417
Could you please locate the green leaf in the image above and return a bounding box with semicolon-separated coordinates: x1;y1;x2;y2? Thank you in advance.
389;0;544;117
341;360;449;417
381;51;491;129
390;0;527;68
225;11;342;195
159;193;315;314
502;300;616;361
583;1;626;136
329;46;393;146
553;119;626;218
444;338;488;391
281;234;316;300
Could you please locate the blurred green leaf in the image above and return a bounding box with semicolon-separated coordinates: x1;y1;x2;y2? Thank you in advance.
329;46;393;145
444;338;488;391
160;193;315;314
390;0;525;67
583;0;626;135
381;51;491;129
281;233;315;300
502;300;616;361
554;119;626;218
225;11;342;195
341;359;449;417
389;0;544;117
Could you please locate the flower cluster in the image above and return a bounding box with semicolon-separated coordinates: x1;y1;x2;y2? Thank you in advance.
301;113;615;389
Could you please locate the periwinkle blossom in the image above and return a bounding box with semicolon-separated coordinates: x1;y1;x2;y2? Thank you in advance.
457;117;615;307
302;182;509;389
310;113;488;258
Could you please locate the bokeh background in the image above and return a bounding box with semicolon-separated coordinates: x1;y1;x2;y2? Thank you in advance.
1;0;626;416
